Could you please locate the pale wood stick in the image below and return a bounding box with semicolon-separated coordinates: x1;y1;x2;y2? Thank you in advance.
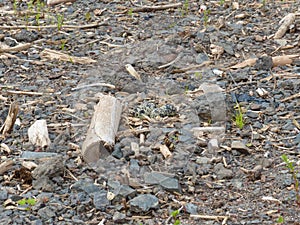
0;159;14;175
0;43;31;53
0;18;109;30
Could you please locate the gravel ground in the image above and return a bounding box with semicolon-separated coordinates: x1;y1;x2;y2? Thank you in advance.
0;0;300;224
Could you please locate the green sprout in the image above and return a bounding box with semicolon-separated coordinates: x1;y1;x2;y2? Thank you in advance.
194;71;202;79
35;12;41;26
281;154;300;206
180;0;189;17
13;0;18;13
171;210;181;225
56;13;64;30
203;9;211;27
17;198;36;210
219;0;225;5
277;215;284;223
61;40;67;51
233;102;245;129
85;12;91;21
128;8;133;17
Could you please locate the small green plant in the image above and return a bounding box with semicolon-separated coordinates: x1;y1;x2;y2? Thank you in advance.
85;12;91;21
171;210;181;225
194;71;202;79
13;0;18;13
128;8;133;17
233;102;245;129
277;215;284;223
56;13;64;30
180;0;189;17
281;154;300;206
219;0;225;5
61;40;67;51
35;12;41;26
17;198;36;210
203;9;211;27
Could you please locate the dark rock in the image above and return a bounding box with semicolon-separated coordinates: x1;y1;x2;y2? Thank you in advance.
0;189;8;201
71;179;101;195
129;194;159;212
92;190;110;210
185;203;198;214
214;163;233;179
144;172;180;192
195;53;209;64
32;156;64;179
246;111;259;119
113;211;126;222
32;177;55;192
37;206;56;219
254;55;273;70
112;144;123;159
14;29;39;42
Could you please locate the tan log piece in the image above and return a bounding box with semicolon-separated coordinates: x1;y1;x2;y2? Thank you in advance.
82;94;122;163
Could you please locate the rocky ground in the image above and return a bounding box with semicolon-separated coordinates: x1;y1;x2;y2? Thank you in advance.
0;0;300;224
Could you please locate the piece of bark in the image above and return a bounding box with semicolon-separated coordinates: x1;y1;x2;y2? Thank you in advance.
272;54;299;67
0;159;14;175
159;144;172;159
125;64;142;81
82;94;122;163
0;102;19;138
47;0;76;6
274;13;295;39
28;120;51;148
231;54;299;69
40;48;97;64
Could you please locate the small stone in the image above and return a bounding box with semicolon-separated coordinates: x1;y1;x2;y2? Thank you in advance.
246;111;259;119
92;190;110;210
214;163;233;179
129;194;159;212
159;177;181;192
254;55;273;70
196;157;211;164
32;177;54;192
113;212;126;222
32;156;64;179
250;103;261;111
71;180;101;194
231;141;250;154
112;144;123;159
208;139;219;154
144;172;180;192
0;189;8;200
37;206;56;219
185;203;198;214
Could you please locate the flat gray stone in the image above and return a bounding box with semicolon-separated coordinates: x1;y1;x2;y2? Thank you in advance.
32;156;64;179
214;163;233;179
129;194;159;212
37;206;56;219
92;190;110;210
231;141;250;154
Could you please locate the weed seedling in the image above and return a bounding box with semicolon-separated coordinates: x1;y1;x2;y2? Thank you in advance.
277;215;284;223
180;0;189;17
17;198;36;210
203;9;211;27
61;40;67;51
233;102;245;129
128;8;133;17
13;0;18;13
194;71;202;79
281;154;300;206
171;209;181;225
56;13;64;30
